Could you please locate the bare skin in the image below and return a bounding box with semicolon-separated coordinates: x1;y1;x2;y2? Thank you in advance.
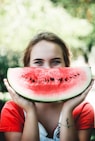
3;40;94;141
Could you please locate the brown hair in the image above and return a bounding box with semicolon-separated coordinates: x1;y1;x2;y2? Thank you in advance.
23;32;71;67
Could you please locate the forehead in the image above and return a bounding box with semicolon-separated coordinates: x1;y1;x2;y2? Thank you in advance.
30;40;63;59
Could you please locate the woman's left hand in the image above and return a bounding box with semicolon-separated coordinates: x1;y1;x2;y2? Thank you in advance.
62;79;94;112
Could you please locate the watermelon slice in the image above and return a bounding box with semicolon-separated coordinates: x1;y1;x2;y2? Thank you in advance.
7;67;92;102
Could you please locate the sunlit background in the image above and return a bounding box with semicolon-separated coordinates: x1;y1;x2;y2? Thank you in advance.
0;0;95;119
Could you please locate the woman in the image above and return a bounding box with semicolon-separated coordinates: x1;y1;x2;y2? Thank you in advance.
0;32;94;141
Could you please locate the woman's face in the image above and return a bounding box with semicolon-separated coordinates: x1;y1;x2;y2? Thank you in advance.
29;40;65;68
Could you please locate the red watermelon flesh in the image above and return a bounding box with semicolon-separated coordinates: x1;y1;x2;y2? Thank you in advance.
7;67;92;102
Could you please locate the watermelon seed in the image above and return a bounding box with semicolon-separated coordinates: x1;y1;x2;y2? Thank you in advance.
29;78;33;81
70;77;72;79
50;78;54;81
44;79;49;82
32;79;35;82
58;78;63;82
65;77;68;81
29;78;35;83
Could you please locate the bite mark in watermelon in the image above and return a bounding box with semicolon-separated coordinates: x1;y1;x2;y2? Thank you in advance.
7;67;92;102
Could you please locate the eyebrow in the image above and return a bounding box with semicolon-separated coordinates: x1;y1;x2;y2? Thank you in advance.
33;58;61;61
51;58;61;60
33;59;43;61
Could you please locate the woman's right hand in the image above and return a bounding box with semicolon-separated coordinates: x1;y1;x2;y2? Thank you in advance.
3;78;35;113
4;79;39;141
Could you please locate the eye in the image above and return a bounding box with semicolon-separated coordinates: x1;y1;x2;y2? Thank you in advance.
51;59;61;66
33;60;43;66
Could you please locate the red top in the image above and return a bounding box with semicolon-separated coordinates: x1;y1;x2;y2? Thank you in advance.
0;100;94;132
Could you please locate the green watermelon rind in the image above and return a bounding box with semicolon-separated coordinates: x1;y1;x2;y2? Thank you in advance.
7;67;92;102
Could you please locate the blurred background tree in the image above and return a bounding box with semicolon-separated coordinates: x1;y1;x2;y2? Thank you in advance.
0;48;21;92
51;0;95;63
0;0;95;92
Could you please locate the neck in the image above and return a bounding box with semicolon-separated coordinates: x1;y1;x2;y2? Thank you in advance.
35;101;63;110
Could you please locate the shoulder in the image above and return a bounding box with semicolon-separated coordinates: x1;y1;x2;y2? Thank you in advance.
2;100;22;110
0;100;25;132
1;100;24;115
73;101;94;129
73;101;94;115
1;100;25;119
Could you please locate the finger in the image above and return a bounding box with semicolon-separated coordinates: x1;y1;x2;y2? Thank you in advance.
80;83;93;100
86;79;94;92
82;79;94;95
90;79;94;86
3;78;18;100
4;79;14;92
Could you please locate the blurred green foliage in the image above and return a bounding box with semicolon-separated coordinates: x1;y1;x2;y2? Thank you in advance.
0;0;94;51
51;0;95;44
0;48;22;92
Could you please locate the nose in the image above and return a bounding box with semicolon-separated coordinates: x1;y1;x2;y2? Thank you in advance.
44;62;51;69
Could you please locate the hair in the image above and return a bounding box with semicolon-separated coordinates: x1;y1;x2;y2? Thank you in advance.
23;32;71;67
